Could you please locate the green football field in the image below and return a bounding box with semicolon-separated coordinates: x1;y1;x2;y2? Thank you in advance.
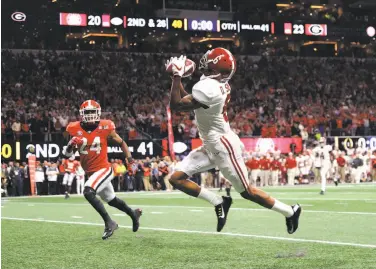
2;184;376;269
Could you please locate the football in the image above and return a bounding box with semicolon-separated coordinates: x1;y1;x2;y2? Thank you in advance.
166;58;196;77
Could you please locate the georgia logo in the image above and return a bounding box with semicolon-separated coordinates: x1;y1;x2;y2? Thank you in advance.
66;13;82;26
11;12;26;22
308;24;323;35
212;54;225;64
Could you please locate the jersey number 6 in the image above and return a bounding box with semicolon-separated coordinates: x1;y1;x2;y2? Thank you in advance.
79;137;102;154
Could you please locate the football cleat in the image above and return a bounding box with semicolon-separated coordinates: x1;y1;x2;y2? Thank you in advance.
102;220;119;240
320;190;325;195
286;204;302;234
64;192;70;199
132;208;142;232
215;196;232;232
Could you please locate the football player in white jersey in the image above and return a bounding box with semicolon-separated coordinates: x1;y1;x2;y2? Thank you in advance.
165;49;301;234
312;137;332;194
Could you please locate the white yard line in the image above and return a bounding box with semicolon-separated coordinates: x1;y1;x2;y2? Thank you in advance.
3;201;376;215
71;216;83;219
151;212;164;214
2;217;375;249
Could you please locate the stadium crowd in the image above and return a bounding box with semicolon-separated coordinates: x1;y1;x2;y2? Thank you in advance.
2;149;376;197
2;50;376;143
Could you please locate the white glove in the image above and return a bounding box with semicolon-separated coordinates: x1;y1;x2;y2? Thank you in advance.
166;55;186;77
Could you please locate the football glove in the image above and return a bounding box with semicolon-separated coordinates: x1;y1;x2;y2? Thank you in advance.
68;137;83;147
167;55;186;77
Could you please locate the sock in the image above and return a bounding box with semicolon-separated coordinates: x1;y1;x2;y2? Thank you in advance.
225;187;231;197
198;188;223;206
84;188;112;223
271;199;294;217
108;197;134;218
219;182;223;190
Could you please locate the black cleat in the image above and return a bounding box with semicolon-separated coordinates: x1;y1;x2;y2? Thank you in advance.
64;192;70;199
102;220;119;240
334;181;338;186
131;208;142;232
215;196;232;232
286;204;302;234
320;190;325;195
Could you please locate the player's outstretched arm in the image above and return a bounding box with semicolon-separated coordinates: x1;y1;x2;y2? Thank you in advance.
108;130;133;163
170;76;205;112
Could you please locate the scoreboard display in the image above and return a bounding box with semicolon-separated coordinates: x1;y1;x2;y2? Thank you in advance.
281;22;328;36
57;12;375;37
59;12;274;34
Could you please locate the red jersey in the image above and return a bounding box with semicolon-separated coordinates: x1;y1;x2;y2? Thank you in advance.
66;120;115;173
285;158;297;169
259;158;270;170
246;158;260;170
63;159;79;173
336;156;346;167
270;160;281;171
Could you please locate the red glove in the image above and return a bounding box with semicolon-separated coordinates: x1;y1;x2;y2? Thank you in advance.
68;137;83;147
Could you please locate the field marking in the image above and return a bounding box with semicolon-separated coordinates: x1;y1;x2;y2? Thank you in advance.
4;201;376;216
71;216;83;219
2;217;376;249
190;209;204;212
112;214;126;217
151;212;164;214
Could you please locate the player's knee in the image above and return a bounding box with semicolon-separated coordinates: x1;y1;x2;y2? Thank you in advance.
169;171;187;186
241;185;257;200
83;187;96;200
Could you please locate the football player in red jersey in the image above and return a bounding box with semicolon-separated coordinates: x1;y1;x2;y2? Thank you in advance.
62;156;79;199
62;100;142;240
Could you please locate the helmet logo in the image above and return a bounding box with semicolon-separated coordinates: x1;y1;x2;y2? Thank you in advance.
212;54;225;64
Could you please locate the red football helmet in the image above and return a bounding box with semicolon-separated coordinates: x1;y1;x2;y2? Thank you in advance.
199;47;236;82
79;100;101;123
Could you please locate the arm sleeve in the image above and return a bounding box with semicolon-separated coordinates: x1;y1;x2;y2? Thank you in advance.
192;80;223;107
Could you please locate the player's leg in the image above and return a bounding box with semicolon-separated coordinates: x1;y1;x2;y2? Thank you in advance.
225;180;232;197
217;135;301;234
83;167;115;239
97;180;142;233
62;173;70;199
320;166;327;194
170;147;231;232
67;173;75;194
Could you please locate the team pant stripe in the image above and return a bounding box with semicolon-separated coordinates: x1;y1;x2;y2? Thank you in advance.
95;167;113;191
91;167;112;190
220;137;248;189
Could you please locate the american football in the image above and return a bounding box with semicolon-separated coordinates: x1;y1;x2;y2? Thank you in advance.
166;57;196;77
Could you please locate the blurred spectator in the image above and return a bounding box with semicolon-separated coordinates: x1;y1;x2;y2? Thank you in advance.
35;163;45;195
46;163;59;195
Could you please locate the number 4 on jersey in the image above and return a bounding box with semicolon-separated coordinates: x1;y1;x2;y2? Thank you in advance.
79;137;101;154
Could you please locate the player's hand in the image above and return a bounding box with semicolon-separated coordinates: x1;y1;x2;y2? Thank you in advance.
168;55;186;77
68;137;83;147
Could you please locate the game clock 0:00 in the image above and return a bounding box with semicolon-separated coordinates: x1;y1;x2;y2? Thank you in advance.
188;19;217;32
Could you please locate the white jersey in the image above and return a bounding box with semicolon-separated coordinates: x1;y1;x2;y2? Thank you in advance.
192;77;231;144
312;145;332;167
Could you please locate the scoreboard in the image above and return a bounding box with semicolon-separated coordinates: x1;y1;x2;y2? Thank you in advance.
58;12;375;37
59;12;274;34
